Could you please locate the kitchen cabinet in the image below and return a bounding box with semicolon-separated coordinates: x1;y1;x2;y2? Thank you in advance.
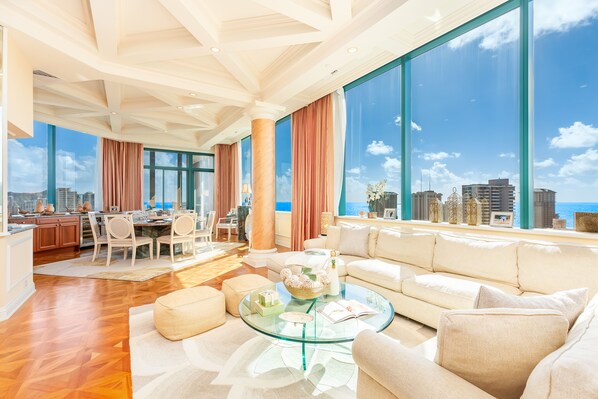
9;216;80;253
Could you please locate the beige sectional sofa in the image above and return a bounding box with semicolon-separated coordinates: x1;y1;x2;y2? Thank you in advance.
266;225;598;329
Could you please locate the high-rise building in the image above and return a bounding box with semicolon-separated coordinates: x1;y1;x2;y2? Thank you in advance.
534;189;556;228
462;178;515;224
412;190;442;221
82;192;95;210
56;187;78;212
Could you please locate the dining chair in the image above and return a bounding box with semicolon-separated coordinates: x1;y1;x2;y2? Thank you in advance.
104;214;153;267
216;209;238;241
156;212;197;263
245;213;252;249
196;211;216;249
88;212;107;262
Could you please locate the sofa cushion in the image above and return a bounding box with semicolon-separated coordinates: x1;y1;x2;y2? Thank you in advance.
475;286;588;328
436;308;568;399
346;259;430;292
522;294;598;398
375;229;436;271
325;226;341;250
433;233;519;286
518;241;598;297
368;227;379;258
338;225;370;258
402;273;521;310
266;251;350;277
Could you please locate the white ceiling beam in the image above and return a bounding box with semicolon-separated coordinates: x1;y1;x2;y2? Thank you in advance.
159;0;261;93
42;84;107;110
103;81;122;134
129;116;168;132
330;0;352;25
89;0;120;59
196;108;246;150
34;89;100;111
54;109;107;118
251;0;332;31
144;89;218;128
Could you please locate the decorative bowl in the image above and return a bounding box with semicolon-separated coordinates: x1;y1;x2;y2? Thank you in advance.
283;281;326;300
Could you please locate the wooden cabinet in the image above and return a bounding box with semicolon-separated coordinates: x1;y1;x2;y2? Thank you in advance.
9;216;80;253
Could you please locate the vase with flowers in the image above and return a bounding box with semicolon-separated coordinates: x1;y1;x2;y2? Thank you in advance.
366;179;386;218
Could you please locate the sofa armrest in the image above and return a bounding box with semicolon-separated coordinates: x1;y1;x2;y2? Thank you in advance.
304;236;327;249
353;330;495;399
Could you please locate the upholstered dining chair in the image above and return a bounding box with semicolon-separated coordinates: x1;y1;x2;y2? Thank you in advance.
88;212;107;262
196;211;216;250
157;212;197;263
216;210;238;241
104;214;153;267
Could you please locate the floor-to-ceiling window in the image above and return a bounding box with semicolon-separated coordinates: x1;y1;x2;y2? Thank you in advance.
275;116;292;211
343;65;401;217
533;0;598;229
241;136;252;205
411;9;520;225
55;126;99;212
7;122;100;214
143;149;214;216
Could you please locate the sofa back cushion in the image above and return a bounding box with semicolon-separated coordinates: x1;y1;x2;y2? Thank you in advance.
522;294;598;399
338;225;370;258
374;229;436;271
325;226;341;250
433;233;519;286
436;308;568;399
518;242;598;297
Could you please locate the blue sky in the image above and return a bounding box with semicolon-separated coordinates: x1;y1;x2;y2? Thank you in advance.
344;1;598;204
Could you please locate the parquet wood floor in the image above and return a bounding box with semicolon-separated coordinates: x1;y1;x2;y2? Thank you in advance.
0;239;282;398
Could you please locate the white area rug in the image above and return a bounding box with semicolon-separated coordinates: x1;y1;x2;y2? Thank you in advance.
34;241;244;281
129;304;435;398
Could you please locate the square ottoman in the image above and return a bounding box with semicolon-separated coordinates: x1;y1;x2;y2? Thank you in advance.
154;286;225;340
221;274;273;317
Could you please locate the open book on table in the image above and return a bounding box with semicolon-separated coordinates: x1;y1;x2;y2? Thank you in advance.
318;300;377;324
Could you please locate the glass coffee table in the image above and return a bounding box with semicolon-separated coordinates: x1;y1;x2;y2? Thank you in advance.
239;282;394;370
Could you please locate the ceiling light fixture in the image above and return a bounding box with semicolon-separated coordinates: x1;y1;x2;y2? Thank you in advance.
347;47;358;54
177;106;183;110
210;47;220;53
189;92;196;97
110;111;118;115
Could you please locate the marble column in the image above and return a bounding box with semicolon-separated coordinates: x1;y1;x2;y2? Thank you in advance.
245;102;284;267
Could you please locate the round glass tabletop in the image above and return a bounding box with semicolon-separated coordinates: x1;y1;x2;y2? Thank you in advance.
239;282;394;345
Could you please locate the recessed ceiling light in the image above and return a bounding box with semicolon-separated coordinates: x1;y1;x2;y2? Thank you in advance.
189;92;196;97
110;111;118;115
177;106;183;110
164;130;168;133
210;47;220;53
347;47;358;54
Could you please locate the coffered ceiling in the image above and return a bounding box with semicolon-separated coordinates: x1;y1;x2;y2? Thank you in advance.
0;0;505;151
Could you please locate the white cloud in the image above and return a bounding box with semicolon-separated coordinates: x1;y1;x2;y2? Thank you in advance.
276;168;292;202
347;166;364;175
534;158;557;168
345;176;367;202
449;0;598;51
420;151;461;161
382;157;401;172
499;152;516;158
550;121;598;148
559;148;598;176
421;162;462;187
394;116;422;132
7;140;48;192
366;140;393;155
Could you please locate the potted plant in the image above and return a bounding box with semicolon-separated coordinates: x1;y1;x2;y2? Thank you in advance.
366;179;386;218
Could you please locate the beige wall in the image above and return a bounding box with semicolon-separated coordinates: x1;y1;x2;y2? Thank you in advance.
6;29;33;139
275;211;291;248
0;229;35;320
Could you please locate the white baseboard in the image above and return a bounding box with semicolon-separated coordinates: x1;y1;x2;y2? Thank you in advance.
0;282;35;321
275;235;291;249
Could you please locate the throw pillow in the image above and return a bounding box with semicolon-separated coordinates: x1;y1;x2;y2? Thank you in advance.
337;225;370;258
474;286;588;328
435;308;568;399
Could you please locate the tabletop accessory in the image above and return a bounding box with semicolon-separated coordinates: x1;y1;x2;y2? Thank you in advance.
326;251;340;296
279;312;314;324
280;266;330;300
318;299;377;324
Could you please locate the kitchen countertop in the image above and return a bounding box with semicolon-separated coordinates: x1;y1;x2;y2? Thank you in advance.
6;224;37;235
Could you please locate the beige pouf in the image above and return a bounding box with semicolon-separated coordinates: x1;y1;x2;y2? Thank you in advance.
154;286;226;340
221;274;273;317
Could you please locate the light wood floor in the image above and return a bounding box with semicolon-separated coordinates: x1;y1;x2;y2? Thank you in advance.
0;240;280;398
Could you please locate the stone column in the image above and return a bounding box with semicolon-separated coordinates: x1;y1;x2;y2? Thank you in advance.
245;102;284;267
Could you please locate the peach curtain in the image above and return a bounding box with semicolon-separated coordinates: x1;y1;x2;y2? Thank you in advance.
214;142;240;224
291;94;334;251
101;138;143;211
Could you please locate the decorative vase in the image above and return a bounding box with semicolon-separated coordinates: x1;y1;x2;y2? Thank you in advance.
465;196;482;226
46;204;55;213
83;201;92;211
35;199;45;213
359;210;366;218
446;187;463;224
367;212;377;219
327;256;340;296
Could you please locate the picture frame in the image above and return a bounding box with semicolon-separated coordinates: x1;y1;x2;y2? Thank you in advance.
490;211;514;228
383;208;397;220
109;205;120;213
